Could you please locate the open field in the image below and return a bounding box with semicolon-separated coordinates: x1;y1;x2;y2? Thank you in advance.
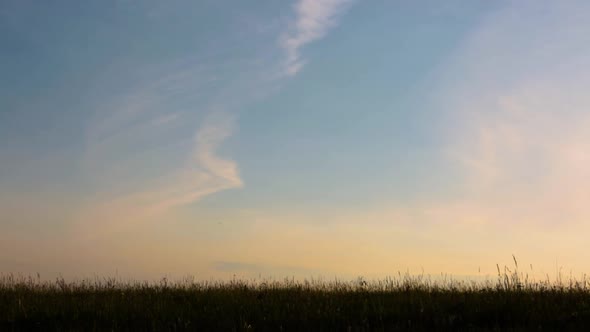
3;263;590;331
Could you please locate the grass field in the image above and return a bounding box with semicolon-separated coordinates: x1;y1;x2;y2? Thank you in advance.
2;261;590;331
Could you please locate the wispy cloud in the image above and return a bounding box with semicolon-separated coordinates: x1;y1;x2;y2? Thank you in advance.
280;0;354;76
434;0;590;228
73;0;356;237
146;112;242;215
74;56;251;236
73;111;242;240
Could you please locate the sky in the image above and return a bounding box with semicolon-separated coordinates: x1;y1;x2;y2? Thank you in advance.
2;0;590;282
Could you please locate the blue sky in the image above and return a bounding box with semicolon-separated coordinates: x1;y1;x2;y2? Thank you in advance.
3;0;590;281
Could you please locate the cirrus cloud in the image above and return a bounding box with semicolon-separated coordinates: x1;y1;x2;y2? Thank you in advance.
280;0;354;76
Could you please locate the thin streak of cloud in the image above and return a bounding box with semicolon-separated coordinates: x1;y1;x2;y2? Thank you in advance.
86;65;221;147
73;1;355;237
73;113;241;239
150;113;181;127
81;0;357;218
147;113;242;215
75;58;250;236
212;261;321;277
280;0;354;76
194;113;242;186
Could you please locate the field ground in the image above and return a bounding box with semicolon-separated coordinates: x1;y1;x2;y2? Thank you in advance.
2;266;590;331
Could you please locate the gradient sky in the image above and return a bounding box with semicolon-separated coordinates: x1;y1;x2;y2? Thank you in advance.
2;0;590;281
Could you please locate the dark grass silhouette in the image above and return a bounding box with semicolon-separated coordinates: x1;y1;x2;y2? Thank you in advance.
2;259;590;331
